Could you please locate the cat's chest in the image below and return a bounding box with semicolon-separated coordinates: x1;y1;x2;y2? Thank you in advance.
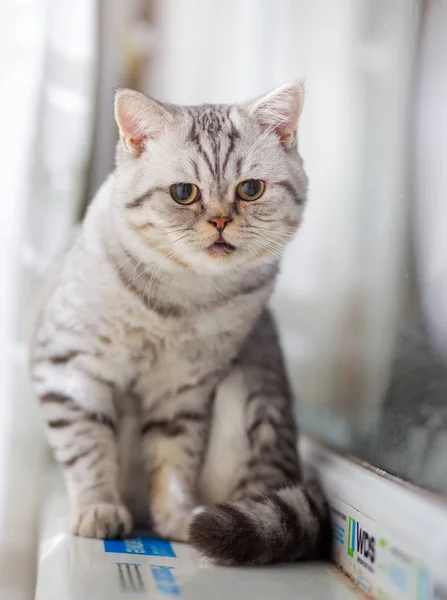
110;272;270;398
144;314;238;363
129;303;258;400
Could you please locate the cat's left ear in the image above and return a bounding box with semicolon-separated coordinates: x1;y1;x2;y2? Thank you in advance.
114;88;172;155
247;82;304;147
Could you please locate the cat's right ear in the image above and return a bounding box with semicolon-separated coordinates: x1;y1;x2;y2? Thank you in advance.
114;89;171;155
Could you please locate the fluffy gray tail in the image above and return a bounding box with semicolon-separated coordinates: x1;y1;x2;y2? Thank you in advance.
189;482;331;566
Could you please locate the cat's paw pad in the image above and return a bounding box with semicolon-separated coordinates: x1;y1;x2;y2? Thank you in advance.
70;503;133;539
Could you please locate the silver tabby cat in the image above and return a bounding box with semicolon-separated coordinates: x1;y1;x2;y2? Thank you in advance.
30;83;329;565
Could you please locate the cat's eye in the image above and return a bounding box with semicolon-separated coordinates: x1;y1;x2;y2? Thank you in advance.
170;183;201;205
236;179;265;201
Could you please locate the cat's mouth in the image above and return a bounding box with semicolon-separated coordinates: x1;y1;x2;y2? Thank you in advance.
207;236;236;255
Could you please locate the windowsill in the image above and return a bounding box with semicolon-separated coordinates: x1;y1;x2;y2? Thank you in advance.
34;464;361;600
301;434;445;598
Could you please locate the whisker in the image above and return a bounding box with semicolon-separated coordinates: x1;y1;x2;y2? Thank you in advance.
244;241;270;279
164;227;194;234
249;233;288;248
168;234;190;245
245;115;289;158
245;226;295;238
251;231;300;248
121;233;190;292
249;238;284;261
112;254;134;277
244;114;289;163
140;232;190;301
126;260;142;291
143;261;165;303
248;141;282;162
246;234;290;254
144;233;190;256
251;237;299;258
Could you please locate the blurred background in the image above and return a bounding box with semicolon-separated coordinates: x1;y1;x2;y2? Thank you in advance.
1;0;447;596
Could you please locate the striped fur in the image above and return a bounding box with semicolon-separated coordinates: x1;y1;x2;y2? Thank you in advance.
30;84;330;565
190;483;330;565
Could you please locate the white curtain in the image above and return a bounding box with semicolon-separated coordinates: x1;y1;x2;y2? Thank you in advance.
0;1;98;597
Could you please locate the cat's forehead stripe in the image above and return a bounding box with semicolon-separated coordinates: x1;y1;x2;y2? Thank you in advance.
187;112;217;179
189;157;201;181
186;106;241;183
221;119;240;177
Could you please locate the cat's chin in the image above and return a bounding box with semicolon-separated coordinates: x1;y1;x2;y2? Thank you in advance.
206;240;237;257
180;246;254;274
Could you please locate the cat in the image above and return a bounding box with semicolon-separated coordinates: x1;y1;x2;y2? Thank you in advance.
365;310;447;494
30;83;330;565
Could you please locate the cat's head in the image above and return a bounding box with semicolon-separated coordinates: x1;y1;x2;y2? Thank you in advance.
113;84;307;274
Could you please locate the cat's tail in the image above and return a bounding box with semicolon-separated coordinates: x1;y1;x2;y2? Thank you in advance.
189;481;331;566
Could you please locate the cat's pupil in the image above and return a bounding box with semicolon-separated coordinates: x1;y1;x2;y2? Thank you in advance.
242;180;260;197
175;183;193;200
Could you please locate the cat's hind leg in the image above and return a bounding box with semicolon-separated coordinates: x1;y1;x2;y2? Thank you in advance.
192;310;330;565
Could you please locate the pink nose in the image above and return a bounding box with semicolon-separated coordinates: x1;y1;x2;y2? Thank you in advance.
208;216;232;233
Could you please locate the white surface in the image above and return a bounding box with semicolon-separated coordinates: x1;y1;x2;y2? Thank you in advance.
0;2;98;599
0;3;47;600
35;467;363;600
34;434;447;600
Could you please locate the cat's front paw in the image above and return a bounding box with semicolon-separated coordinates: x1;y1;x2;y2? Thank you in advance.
70;503;133;539
152;508;193;542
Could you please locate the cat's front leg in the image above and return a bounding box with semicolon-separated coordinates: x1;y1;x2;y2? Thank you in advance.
141;381;215;542
36;381;132;539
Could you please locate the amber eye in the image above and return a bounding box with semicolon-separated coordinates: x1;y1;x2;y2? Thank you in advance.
170;183;201;205
236;179;265;201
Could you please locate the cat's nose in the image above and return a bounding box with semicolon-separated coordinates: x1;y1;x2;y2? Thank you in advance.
208;216;232;233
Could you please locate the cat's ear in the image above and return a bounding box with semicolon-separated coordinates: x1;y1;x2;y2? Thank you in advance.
248;82;304;147
114;89;172;154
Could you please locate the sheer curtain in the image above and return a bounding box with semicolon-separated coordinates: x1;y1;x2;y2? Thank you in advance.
0;1;97;597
